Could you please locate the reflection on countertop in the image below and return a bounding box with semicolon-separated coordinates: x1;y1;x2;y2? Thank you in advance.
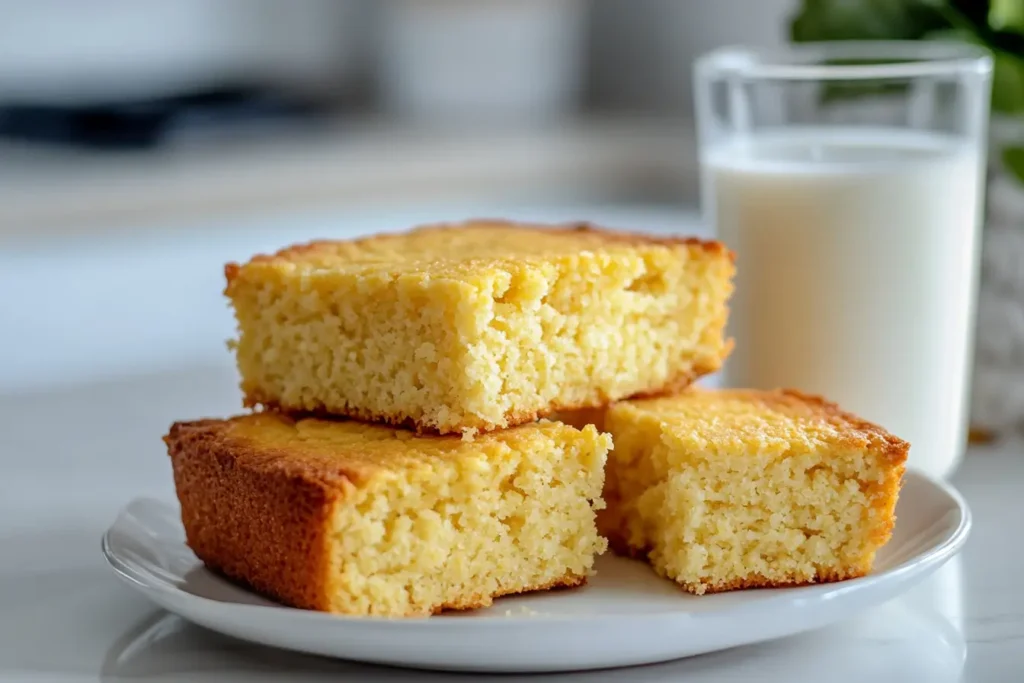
0;362;1020;682
94;563;966;683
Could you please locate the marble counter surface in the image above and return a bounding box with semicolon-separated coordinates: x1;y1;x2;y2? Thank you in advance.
0;364;1021;682
1;204;1021;681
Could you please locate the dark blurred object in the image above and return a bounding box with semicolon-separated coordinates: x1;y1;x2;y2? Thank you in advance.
0;1;369;104
0;86;323;151
790;0;948;42
968;426;996;444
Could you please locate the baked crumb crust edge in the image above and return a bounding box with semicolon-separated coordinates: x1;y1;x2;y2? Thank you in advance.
600;385;908;595
163;419;589;616
239;359;724;436
164;419;341;613
223;219;734;281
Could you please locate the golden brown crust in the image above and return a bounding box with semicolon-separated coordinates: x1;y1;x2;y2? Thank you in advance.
164;416;593;616
223;219;733;280
621;387;910;465
223;262;240;291
678;566;872;594
601;527;641;560
168;414;388;487
863;451;905;552
488;220;733;255
603;537;873;595
225;218;733;434
164;419;342;612
768;388;910;464
598;386;906;596
427;573;586;615
204;563;584;617
242;363;713;436
622;366;711;403
968;426;996;444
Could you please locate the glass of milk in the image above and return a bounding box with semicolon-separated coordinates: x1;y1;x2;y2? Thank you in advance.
695;42;992;479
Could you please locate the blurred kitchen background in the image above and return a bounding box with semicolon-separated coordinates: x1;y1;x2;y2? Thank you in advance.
1;0;795;235
4;0;1024;440
1;0;795;393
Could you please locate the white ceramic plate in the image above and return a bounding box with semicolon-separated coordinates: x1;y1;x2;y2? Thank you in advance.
102;471;970;674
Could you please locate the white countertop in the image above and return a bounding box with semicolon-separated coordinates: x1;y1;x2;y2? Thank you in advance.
0;117;696;235
1;204;1022;682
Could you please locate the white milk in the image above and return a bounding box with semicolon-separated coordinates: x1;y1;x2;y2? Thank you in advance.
705;128;984;479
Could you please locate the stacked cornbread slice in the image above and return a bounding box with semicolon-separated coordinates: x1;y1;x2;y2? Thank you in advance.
223;221;735;435
561;389;907;595
164;219;737;616
165;414;609;616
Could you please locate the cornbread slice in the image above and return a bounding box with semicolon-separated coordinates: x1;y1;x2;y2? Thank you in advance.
564;389;907;594
164;413;610;617
224;220;734;435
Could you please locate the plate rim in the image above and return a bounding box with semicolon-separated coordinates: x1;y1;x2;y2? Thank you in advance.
101;469;972;628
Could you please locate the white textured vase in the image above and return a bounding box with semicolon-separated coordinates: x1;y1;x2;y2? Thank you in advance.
971;159;1024;435
971;115;1024;435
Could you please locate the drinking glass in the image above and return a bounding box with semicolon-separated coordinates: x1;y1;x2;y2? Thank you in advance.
694;42;992;479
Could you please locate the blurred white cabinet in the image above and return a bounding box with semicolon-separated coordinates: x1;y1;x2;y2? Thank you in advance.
378;0;586;127
589;0;797;112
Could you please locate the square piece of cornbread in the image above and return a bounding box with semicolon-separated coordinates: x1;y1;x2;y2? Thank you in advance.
224;220;734;435
566;388;907;594
164;413;610;617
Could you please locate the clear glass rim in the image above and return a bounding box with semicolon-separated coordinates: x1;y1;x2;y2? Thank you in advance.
696;41;993;81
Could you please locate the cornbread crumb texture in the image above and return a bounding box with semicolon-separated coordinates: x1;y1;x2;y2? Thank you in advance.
165;413;610;617
225;220;734;434
593;388;908;594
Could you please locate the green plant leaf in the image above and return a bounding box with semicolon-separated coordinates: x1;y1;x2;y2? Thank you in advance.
924;27;1024;114
991;49;1024;114
1001;146;1024;184
790;0;950;43
924;26;981;43
943;0;993;32
939;1;1024;53
990;0;1024;34
790;1;952;104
